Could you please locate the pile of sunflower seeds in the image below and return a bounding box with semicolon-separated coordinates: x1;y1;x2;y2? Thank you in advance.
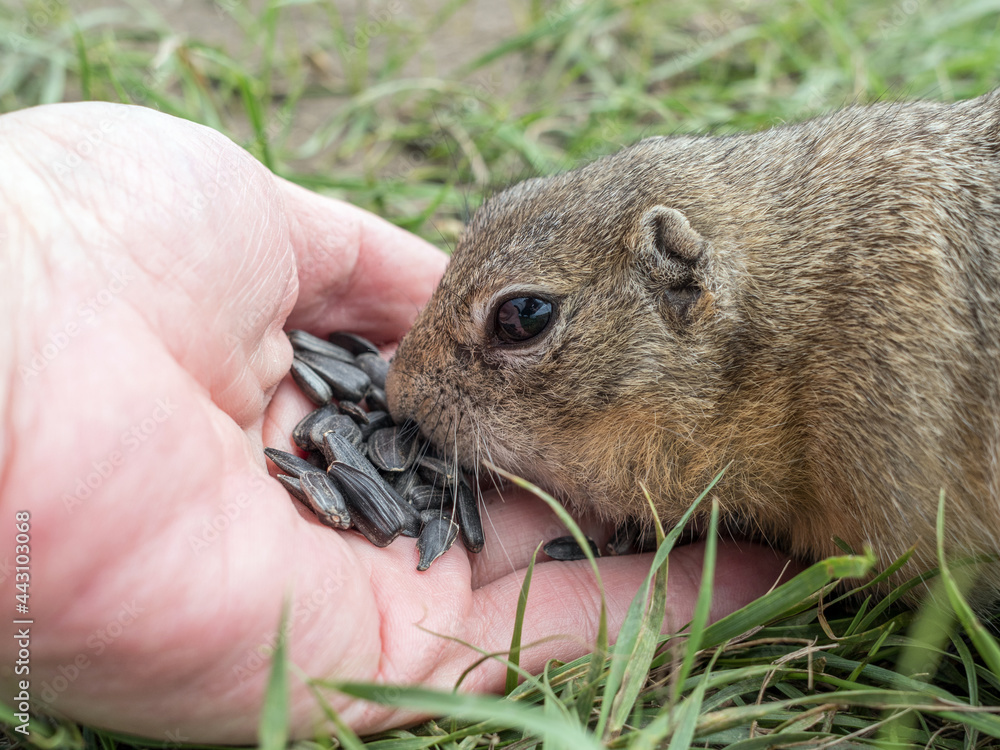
265;330;484;571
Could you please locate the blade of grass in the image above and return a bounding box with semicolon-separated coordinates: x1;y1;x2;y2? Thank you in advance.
329;682;603;750
877;570;958;746
951;632;981;750
596;466;726;738
506;543;541;694
483;461;608;727
443;626;570;708
258;600;290;750
72;26;92;100
666;659;716;749
648;25;763;83
701;551;875;648
0;704;85;749
304;680;367;750
455;3;592;75
605;495;668;737
670;497;720;704
935;490;1000;677
846;616;899;682
541;674;562;750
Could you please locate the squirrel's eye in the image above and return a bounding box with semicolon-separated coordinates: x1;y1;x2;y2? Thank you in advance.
495;297;554;343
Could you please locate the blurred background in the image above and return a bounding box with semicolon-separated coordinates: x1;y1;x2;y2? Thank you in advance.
2;0;999;246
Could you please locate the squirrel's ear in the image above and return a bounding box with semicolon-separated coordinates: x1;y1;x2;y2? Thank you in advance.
639;206;705;264
637;206;706;319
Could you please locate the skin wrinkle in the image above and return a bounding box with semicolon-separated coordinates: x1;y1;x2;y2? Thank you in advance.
0;106;308;726
282;187;364;326
0;215;35;529
0;123;132;565
341;208;369;307
279;180;449;338
535;563;606;645
183;169;295;423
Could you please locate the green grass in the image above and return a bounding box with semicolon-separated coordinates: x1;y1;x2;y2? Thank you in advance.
4;0;999;245
3;0;1000;747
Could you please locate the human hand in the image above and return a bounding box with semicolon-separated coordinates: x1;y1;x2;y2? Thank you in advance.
0;102;795;742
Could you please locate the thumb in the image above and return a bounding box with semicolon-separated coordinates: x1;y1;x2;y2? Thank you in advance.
278;178;449;343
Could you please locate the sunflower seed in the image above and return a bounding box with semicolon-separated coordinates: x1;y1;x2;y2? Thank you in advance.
290;359;333;405
337;400;370;425
310;411;363;451
409;483;447;511
322;432;374;477
416;513;459;571
292;404;339;451
300;471;352;530
305;451;327;469
359;410;395;440
365;386;390;413
367;427;419;472
327;461;404;547
329;331;380;357
265;447;320;479
269;330;486;569
607;521;640;556
392;471;425;503
417;455;461;486
453;479;484;553
324;434;422;532
288;330;355;363
355;352;389;390
276;474;308;503
398;502;423;538
544;535;600;561
294;350;370;402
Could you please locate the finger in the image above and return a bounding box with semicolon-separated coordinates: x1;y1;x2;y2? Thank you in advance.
354;539;797;734
470;486;613;588
465;539;797;685
277;178;449;344
2;102;299;429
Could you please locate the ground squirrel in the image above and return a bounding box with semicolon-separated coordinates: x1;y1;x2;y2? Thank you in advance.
386;89;1000;598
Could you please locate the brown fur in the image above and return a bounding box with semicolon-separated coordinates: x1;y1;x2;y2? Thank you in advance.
386;90;1000;598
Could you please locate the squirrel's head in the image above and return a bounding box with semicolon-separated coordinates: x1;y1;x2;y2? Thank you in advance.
386;143;740;518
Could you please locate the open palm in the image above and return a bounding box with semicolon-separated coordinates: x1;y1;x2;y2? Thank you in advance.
0;103;793;742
